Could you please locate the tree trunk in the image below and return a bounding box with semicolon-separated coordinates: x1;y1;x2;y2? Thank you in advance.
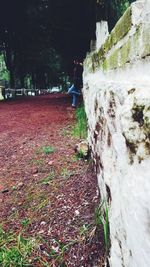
4;46;15;88
32;72;36;89
9;69;15;88
20;74;25;88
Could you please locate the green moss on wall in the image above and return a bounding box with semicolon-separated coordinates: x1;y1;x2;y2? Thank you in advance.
102;59;109;71
85;6;132;72
97;47;105;62
142;25;150;57
120;39;131;67
93;25;145;72
102;6;132;55
109;49;120;69
84;7;150;73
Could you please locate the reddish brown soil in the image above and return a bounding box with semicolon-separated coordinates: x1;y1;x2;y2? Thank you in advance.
0;94;105;266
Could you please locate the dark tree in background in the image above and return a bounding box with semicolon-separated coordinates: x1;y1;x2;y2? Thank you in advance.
0;0;134;88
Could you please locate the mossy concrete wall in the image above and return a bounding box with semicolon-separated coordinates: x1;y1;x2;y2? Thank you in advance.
83;1;150;266
84;0;150;74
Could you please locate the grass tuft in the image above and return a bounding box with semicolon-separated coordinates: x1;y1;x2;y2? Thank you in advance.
41;171;56;185
94;201;110;253
42;146;55;155
21;218;30;228
35;145;55;155
0;226;35;267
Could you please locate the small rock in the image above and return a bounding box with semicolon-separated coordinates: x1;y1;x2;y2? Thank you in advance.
32;168;38;174
38;230;45;234
51;245;59;253
18;182;24;189
48;160;53;165
33;174;38;177
43;250;50;257
12;207;16;211
40;221;46;226
74;210;80;216
74;141;90;159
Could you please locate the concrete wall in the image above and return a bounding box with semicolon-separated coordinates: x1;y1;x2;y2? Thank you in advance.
83;1;150;266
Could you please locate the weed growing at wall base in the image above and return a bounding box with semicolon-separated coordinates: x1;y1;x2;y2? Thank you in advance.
94;201;110;253
72;104;88;139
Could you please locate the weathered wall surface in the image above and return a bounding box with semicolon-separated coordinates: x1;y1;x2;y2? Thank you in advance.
83;1;150;266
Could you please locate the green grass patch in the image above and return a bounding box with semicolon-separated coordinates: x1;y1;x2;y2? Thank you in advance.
79;224;90;237
61;168;74;179
42;146;55;155
41;171;56;185
72;104;87;139
30;158;44;166
0;226;35;267
61;126;72;137
21;218;30;228
76;150;85;160
35;145;55;155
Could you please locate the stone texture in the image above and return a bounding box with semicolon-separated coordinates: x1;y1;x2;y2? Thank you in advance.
83;1;150;266
96;21;109;50
0;86;4;101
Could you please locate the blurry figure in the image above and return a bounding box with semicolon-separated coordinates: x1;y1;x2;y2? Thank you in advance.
68;60;83;107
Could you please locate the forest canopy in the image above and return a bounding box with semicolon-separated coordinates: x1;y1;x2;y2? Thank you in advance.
0;0;134;88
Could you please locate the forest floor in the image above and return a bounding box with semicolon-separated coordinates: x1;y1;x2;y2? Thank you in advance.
0;94;105;267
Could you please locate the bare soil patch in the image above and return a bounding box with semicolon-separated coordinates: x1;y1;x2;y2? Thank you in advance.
0;94;105;266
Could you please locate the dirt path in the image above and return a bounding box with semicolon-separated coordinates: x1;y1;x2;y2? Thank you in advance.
0;94;105;267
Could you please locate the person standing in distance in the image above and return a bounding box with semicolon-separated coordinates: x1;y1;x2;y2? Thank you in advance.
68;60;83;108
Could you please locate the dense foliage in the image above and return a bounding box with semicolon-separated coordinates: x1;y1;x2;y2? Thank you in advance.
0;0;134;88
